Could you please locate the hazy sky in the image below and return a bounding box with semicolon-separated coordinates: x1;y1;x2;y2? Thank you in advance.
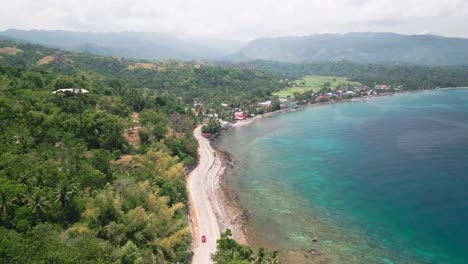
1;0;468;40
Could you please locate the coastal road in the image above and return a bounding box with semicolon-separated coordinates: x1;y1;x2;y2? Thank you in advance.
188;126;223;264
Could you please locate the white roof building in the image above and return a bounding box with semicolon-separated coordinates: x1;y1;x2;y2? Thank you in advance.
52;88;89;94
258;100;272;107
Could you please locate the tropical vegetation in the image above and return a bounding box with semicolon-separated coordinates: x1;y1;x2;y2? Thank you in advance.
211;230;280;264
2;38;468;264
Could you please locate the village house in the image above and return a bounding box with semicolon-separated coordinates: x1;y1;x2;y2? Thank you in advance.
258;100;272;107
376;84;391;90
234;112;247;120
344;91;356;97
52;88;89;94
316;95;329;102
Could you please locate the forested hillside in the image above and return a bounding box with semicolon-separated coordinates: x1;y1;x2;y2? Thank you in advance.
241;60;468;90
2;38;468;263
0;61;202;262
0;41;284;105
0;41;285;263
5;31;468;66
0;29;245;60
231;32;468;65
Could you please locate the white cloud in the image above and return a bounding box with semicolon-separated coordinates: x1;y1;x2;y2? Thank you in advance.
0;0;467;40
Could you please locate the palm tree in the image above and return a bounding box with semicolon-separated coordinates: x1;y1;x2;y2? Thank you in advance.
29;174;50;188
25;192;50;219
0;191;17;219
55;181;77;209
251;249;280;264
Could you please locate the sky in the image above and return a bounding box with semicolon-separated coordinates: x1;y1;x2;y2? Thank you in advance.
1;0;468;40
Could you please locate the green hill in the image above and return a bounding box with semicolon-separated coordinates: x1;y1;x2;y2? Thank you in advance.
232;32;468;66
240;60;468;90
5;30;468;66
0;40;284;104
0;40;283;264
0;29;245;60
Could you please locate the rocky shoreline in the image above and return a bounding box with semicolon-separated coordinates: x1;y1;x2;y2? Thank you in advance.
212;140;336;263
210;146;250;244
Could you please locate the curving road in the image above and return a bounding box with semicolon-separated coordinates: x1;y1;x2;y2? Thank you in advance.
188;126;223;264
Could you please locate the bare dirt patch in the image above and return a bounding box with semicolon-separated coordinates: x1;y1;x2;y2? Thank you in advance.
123;112;141;145
112;154;135;166
37;55;55;65
124;128;140;144
127;63;157;71
131;112;139;124
0;47;22;55
37;54;72;65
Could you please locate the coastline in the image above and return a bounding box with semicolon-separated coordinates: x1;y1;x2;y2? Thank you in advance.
231;91;405;129
211;125;335;263
203;87;467;262
208;92;409;249
210;147;250;244
235;86;468;130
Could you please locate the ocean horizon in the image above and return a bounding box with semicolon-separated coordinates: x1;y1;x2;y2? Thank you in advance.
215;89;468;263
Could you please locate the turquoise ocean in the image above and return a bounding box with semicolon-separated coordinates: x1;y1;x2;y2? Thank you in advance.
215;89;468;263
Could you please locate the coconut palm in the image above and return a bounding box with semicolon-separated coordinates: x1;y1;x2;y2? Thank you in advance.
0;191;17;219
55;180;77;209
251;248;280;264
24;192;50;219
29;174;51;188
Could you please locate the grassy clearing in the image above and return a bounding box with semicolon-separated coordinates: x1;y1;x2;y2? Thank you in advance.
274;75;361;97
273;87;310;97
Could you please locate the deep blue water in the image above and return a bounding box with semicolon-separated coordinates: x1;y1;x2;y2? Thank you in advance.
216;89;468;263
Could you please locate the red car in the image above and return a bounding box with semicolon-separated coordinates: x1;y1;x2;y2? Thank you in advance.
201;235;206;243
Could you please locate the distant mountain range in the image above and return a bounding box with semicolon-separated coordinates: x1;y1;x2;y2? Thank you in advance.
0;29;245;60
232;32;468;65
1;30;468;65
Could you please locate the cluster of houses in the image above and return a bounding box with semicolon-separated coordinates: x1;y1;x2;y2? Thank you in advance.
194;82;401;136
314;84;402;102
195;97;301;135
